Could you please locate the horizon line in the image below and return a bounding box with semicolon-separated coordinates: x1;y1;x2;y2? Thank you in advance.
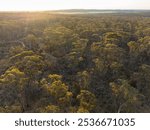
0;9;150;12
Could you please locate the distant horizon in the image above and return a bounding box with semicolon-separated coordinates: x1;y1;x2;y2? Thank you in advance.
0;9;150;13
0;0;149;11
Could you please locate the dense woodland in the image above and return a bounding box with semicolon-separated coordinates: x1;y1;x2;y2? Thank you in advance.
0;12;150;112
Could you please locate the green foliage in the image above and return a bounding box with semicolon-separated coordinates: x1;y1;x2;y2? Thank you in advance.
0;67;26;112
77;90;96;112
110;79;143;112
0;12;150;112
38;105;60;113
77;71;90;90
10;51;46;78
41;74;73;112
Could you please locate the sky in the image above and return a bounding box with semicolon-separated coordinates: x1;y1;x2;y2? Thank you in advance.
0;0;150;11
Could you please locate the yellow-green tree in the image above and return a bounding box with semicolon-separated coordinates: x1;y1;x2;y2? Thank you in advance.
77;90;96;112
110;79;142;112
0;67;27;112
40;74;73;112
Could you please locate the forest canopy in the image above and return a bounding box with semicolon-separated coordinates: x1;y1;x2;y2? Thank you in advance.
0;11;150;112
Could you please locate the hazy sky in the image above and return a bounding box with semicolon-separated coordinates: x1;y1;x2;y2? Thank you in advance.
0;0;150;11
